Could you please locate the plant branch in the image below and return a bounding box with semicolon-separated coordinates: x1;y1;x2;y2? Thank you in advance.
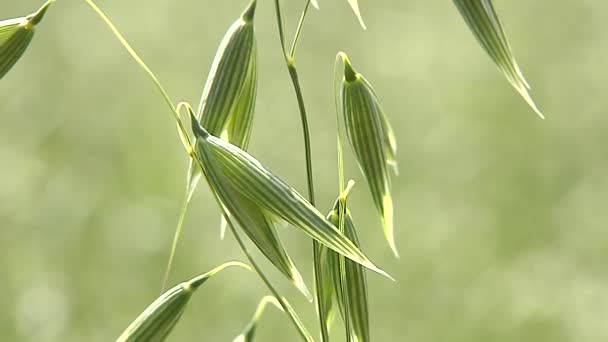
290;0;313;58
273;1;327;341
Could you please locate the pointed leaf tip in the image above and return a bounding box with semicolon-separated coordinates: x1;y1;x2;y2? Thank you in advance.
0;0;55;80
28;0;55;26
340;53;358;82
347;0;367;29
453;0;544;118
189;261;250;289
242;0;257;22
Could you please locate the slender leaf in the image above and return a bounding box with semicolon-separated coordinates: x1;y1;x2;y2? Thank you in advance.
190;114;390;279
339;54;398;256
118;261;250;342
453;0;544;118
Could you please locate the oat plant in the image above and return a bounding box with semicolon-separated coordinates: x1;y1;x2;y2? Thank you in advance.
1;0;545;340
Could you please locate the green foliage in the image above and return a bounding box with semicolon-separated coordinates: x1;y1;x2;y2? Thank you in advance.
0;0;553;341
190;114;389;278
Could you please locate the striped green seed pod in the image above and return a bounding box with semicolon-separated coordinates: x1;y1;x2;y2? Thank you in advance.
0;0;54;79
339;53;398;257
326;205;370;342
453;0;543;118
187;0;258;201
117;262;248;342
211;172;312;300
189;113;390;279
318;182;370;342
197;0;257;145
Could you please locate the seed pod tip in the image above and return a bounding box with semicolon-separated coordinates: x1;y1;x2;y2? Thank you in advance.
242;0;257;22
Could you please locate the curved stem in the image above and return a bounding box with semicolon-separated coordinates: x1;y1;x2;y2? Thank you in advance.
286;63;316;204
290;0;312;58
273;0;316;200
228;219;315;342
273;0;288;57
83;0;192;153
272;0;316;204
273;1;326;341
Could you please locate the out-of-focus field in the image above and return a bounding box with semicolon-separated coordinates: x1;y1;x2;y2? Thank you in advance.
1;1;607;341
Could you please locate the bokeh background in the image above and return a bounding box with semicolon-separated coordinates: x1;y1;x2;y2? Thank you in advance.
1;0;607;341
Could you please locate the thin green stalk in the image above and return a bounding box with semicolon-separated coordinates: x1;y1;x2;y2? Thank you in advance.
273;1;326;341
290;0;313;58
83;0;192;153
273;0;315;203
273;0;288;57
160;102;198;293
84;0;199;292
160;191;190;292
286;63;315;204
227;216;315;342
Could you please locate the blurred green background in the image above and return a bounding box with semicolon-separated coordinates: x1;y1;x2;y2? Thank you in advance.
1;0;607;341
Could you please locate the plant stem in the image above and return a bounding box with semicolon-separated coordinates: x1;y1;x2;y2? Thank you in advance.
290;0;313;58
85;2;313;339
83;0;192;153
273;0;315;204
160;191;190;292
286;61;315;204
227;217;315;342
273;0;288;57
273;1;328;341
